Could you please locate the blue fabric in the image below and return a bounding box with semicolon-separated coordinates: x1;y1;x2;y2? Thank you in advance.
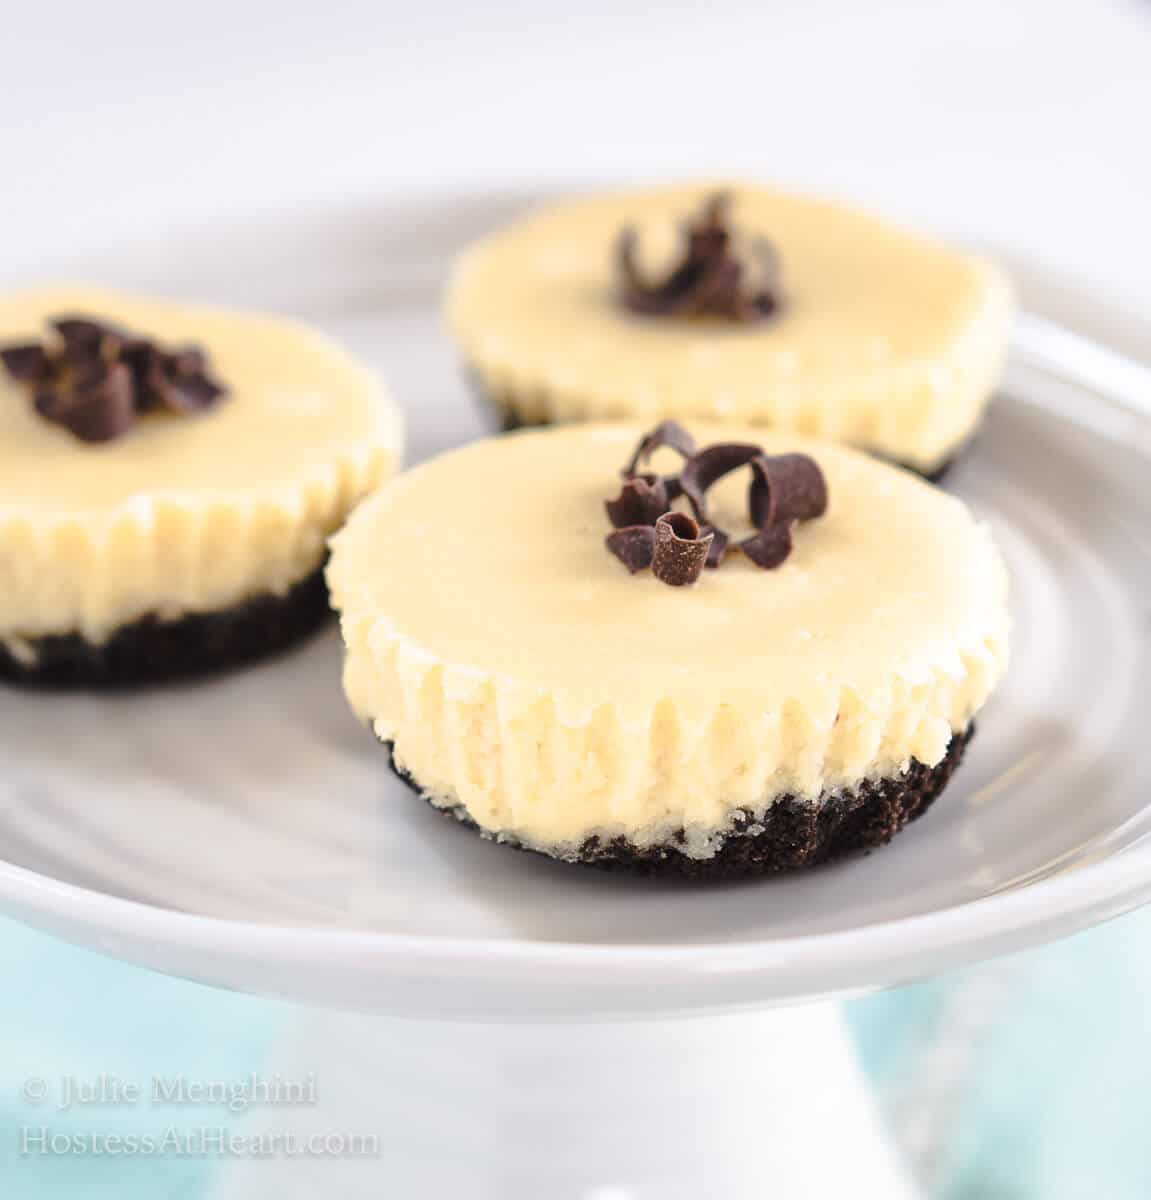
0;923;288;1199
850;907;1151;1199
3;909;1149;1197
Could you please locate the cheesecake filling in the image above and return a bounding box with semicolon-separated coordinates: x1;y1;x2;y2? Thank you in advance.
343;617;1003;859
329;424;1010;858
0;288;402;647
448;184;1015;473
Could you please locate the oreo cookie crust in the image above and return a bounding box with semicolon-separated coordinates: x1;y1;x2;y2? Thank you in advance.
0;566;330;689
386;726;973;879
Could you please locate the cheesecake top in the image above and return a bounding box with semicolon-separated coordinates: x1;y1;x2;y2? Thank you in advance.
0;287;401;642
332;422;1009;721
0;287;400;518
331;424;1009;855
446;183;1014;471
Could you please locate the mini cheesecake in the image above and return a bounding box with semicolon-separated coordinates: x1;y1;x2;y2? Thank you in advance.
446;184;1015;478
328;422;1010;878
0;287;402;686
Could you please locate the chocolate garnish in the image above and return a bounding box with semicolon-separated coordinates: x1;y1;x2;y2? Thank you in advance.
740;522;794;570
652;512;713;587
679;442;762;523
700;523;729;568
616;192;781;322
603;422;827;580
748;452;828;528
606;422;702;571
605;473;671;529
52;362;136;444
623;419;697;477
679;443;761;567
606;526;656;574
1;315;228;443
164;348;226;412
681;443;826;568
118;339;170;412
53;316;114;358
0;343;50;382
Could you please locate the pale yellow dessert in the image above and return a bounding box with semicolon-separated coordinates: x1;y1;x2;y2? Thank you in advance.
447;184;1015;476
329;423;1010;871
0;288;401;676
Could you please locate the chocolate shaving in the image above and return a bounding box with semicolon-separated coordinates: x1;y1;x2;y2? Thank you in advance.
700;524;729;568
623;419;697;477
679;442;763;523
605;473;670;529
124;341;168;411
49;362;136;444
606;525;656;574
681;443;826;568
1;314;228;443
740;522;794;569
603;422;828;580
679;443;761;567
616;192;781;322
54;316;113;358
652;512;713;586
0;343;50;382
164;348;226;412
748;452;828;528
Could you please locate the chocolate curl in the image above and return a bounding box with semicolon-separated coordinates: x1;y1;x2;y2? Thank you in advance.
605;473;671;529
681;443;828;570
1;314;228;444
679;442;761;566
623;419;697;478
616;228;656;312
53;316;116;359
602;423;827;579
54;362;136;444
679;442;762;523
118;339;170;411
0;343;50;382
652;512;713;587
615;192;782;322
606;526;656;574
748;452;828;528
751;238;782;303
700;524;729;568
164;348;226;412
740;522;794;569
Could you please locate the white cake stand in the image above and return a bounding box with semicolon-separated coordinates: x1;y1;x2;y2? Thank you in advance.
2;199;1150;1198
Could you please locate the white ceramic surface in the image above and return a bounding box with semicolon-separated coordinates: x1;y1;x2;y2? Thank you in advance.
205;1005;918;1200
1;201;1150;1019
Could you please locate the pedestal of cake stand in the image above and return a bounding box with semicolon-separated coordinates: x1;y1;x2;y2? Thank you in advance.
207;1001;916;1200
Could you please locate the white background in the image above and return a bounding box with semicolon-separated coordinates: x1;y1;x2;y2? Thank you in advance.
2;0;1149;314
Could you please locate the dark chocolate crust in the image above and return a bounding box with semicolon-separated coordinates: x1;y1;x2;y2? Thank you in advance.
386;725;973;879
486;396;962;485
0;566;331;689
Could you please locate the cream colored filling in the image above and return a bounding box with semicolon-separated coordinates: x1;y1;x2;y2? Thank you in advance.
0;287;402;645
447;183;1015;472
329;424;1010;856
